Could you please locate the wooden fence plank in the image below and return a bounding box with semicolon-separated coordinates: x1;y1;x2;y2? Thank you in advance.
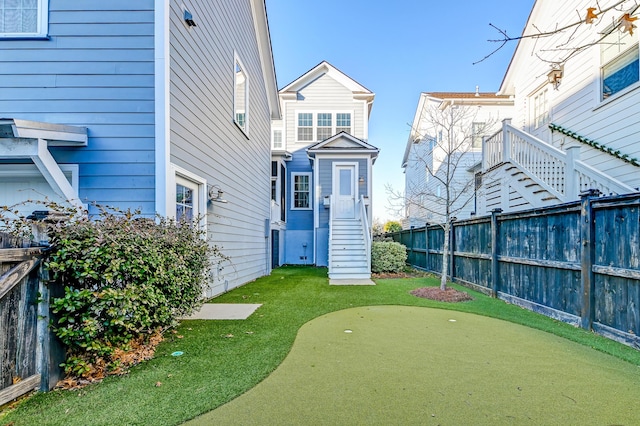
0;258;41;300
390;192;640;348
0;374;41;406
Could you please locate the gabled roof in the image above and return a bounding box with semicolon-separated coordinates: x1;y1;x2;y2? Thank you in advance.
307;132;379;161
279;61;374;115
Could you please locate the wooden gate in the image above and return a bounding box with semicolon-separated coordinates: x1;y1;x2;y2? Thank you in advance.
0;234;63;406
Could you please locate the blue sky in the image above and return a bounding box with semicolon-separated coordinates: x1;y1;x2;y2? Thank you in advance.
267;0;535;222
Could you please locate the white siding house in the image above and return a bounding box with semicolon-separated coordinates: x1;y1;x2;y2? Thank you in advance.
478;0;640;214
402;92;513;226
0;0;280;297
271;62;378;281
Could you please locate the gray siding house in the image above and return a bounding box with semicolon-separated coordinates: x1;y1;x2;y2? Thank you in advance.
0;0;280;296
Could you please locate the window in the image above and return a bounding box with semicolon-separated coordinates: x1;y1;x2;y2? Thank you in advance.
316;113;332;141
292;173;311;209
0;0;48;38
336;113;351;134
295;112;353;142
601;27;639;100
234;56;248;133
471;122;486;149
271;179;277;201
297;113;313;141
176;182;194;221
173;168;205;228
272;129;283;149
532;88;548;129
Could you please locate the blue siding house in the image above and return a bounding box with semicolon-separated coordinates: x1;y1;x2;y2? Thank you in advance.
270;62;378;281
0;0;280;296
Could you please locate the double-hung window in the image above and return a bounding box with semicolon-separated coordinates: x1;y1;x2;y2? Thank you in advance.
532;88;548;129
316;113;332;141
601;26;639;100
336;113;351;134
471;122;486;149
292;172;311;209
272;129;283;149
0;0;48;38
297;113;313;141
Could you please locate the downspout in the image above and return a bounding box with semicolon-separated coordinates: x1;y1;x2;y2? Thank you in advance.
311;156;317;265
154;0;170;217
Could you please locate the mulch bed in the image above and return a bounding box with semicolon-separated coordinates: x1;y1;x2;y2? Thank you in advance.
410;287;474;303
372;270;473;303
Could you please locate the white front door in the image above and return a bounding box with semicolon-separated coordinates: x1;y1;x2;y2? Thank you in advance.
334;164;356;219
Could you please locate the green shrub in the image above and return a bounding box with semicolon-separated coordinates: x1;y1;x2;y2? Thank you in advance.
1;202;223;380
371;241;407;273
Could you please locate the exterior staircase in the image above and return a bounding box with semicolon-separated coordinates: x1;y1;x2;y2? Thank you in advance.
480;120;635;215
328;217;371;280
327;195;372;283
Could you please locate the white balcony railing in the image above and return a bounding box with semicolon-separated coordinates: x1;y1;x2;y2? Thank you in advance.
482;120;635;202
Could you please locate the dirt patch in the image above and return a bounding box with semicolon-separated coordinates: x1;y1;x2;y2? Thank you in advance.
410;287;474;303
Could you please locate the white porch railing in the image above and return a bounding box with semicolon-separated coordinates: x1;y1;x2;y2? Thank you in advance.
358;195;371;273
482;120;635;202
328;194;334;269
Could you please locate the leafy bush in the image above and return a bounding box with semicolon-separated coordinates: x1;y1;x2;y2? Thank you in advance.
371;241;407;273
1;202;222;381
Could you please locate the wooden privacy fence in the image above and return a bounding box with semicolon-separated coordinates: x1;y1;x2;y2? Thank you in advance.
0;234;63;406
390;190;640;348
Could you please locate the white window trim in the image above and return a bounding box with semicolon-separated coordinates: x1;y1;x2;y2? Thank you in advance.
598;21;640;102
170;164;207;231
233;52;249;136
294;111;354;143
0;0;49;39
271;128;283;149
291;172;312;210
530;86;549;130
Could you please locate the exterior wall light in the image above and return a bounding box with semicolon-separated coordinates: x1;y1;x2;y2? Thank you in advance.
547;65;563;90
184;9;197;27
208;185;227;203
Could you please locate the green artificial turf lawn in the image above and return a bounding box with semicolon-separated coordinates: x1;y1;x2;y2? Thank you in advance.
188;306;640;425
2;266;640;426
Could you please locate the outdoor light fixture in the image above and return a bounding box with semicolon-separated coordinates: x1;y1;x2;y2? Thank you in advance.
547;65;563;90
184;9;197;27
358;176;365;184
208;185;227;203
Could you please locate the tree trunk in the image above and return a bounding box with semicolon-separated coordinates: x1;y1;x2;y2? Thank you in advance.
440;221;449;290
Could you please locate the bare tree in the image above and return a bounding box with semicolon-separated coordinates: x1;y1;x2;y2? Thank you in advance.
390;102;498;290
476;0;640;67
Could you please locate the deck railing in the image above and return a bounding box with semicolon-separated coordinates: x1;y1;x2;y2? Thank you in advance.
359;196;371;272
482;120;634;202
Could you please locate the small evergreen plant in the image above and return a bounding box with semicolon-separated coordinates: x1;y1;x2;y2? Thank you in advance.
371;241;407;273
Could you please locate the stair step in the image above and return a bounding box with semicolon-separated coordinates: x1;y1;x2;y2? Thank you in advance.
331;256;367;263
329;266;370;274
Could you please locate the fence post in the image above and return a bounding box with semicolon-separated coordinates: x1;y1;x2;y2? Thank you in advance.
449;217;456;281
424;223;430;272
409;226;414;267
490;208;502;297
580;189;599;330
